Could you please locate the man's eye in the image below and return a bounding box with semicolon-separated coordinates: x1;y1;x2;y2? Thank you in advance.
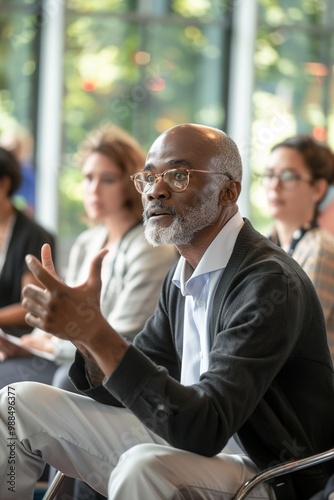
173;170;187;181
145;173;156;183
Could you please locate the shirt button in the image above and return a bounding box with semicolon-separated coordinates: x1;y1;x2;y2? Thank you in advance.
197;300;202;306
156;404;167;419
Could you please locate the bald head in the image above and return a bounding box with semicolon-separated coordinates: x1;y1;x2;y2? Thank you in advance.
148;123;243;181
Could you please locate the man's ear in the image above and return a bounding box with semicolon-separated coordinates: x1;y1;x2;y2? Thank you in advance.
219;180;241;206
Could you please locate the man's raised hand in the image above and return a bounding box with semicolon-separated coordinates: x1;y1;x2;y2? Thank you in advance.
22;245;108;343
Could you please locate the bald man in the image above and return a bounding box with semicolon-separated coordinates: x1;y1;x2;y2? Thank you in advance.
1;124;334;500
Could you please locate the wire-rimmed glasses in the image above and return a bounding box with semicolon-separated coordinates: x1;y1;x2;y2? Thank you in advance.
256;169;312;190
130;168;232;194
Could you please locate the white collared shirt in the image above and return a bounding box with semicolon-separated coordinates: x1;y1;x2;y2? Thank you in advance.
172;212;244;385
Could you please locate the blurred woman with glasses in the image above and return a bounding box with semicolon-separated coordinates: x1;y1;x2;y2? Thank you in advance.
260;134;334;361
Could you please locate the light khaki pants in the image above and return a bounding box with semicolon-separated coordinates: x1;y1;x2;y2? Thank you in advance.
0;382;274;499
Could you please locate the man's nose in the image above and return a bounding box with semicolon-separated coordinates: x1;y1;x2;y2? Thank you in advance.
145;177;170;200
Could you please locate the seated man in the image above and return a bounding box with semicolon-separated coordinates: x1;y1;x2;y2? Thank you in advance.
1;123;334;500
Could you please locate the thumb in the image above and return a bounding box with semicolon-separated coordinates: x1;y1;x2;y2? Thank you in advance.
41;243;60;281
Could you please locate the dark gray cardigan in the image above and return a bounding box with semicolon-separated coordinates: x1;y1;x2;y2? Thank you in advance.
70;219;334;499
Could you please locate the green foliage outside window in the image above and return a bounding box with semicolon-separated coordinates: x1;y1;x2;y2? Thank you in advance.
1;0;334;257
59;0;231;255
251;0;334;233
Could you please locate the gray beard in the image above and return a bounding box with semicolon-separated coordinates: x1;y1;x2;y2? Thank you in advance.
143;188;221;247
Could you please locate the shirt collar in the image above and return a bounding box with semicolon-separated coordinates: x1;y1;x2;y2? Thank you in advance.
173;212;244;294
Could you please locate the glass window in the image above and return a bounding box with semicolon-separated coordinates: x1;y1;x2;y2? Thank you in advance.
251;0;334;232
0;1;41;215
0;3;39;134
59;1;232;263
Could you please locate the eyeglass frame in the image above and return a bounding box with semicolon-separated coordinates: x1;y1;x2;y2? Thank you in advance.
256;169;313;190
130;167;233;194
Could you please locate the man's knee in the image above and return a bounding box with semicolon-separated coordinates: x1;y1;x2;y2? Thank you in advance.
117;443;163;472
2;381;52;401
0;382;61;420
111;443;172;485
109;444;176;498
2;381;40;404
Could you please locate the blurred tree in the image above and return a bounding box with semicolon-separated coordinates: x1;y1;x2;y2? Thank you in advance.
59;0;232;259
251;0;334;232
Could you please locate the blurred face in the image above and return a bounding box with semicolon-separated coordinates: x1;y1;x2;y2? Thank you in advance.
264;147;324;226
81;152;127;222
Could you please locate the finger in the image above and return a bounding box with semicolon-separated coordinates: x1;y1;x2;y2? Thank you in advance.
19;336;32;346
25;254;64;291
22;283;49;304
20;336;40;348
22;294;50;319
41;244;60;280
20;334;31;341
25;311;44;330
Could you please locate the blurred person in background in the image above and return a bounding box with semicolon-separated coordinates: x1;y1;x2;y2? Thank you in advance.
0;126;36;217
260;134;334;361
0;145;55;370
318;182;334;235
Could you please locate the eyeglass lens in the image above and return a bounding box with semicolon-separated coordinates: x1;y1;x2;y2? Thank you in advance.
135;169;189;193
164;169;188;190
262;170;301;189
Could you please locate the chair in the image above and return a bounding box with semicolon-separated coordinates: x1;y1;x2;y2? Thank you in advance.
42;447;334;500
42;471;66;500
232;447;334;499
